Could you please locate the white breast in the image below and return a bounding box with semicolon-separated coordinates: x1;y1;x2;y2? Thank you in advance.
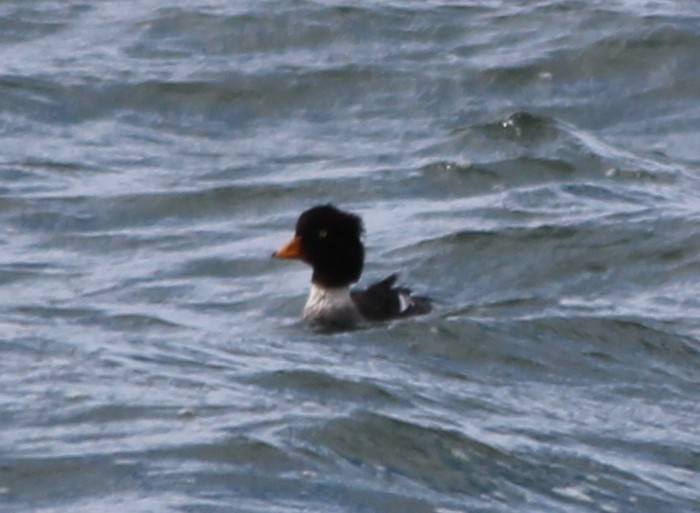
302;284;361;326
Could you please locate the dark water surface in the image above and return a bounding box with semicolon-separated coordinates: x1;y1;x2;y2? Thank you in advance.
1;1;699;512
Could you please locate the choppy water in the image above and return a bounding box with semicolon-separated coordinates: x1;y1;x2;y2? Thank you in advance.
1;1;699;512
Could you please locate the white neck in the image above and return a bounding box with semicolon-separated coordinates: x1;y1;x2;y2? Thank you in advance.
302;283;360;326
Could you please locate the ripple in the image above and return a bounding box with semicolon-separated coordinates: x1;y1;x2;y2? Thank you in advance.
247;368;408;407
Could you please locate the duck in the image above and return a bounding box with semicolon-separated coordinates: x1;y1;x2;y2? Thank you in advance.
272;204;431;328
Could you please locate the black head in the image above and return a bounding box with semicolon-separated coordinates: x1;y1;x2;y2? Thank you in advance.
274;204;365;288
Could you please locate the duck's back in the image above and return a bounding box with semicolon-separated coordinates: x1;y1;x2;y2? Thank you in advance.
351;274;431;321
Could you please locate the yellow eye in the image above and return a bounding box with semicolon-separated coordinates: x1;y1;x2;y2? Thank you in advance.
318;229;328;239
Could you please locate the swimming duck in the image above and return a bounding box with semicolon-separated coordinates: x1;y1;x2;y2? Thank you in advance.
273;204;431;327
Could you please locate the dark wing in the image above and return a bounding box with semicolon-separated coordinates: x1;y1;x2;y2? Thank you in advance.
351;274;431;321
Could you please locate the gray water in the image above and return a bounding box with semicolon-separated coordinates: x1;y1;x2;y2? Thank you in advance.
1;1;699;512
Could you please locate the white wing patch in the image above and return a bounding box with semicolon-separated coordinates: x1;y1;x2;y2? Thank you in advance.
398;291;413;314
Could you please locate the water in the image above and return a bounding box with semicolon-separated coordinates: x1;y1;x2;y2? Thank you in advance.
1;1;699;512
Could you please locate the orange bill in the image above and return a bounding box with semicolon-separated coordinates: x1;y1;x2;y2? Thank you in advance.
273;236;303;259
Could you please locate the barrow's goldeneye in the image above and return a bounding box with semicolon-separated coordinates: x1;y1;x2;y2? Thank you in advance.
272;204;431;328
